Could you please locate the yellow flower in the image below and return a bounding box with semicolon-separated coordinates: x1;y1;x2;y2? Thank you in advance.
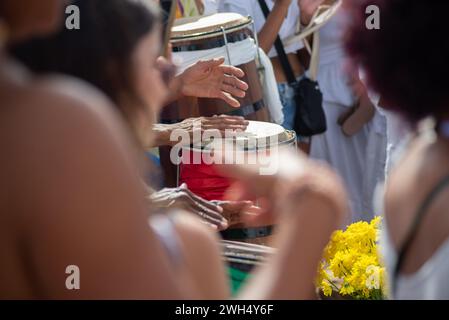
340;283;355;296
321;280;333;297
317;217;386;299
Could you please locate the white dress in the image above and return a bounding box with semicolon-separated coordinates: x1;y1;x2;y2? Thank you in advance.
217;0;303;58
374;172;449;300
310;10;387;223
381;219;449;300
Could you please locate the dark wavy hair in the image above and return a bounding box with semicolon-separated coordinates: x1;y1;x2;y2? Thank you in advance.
345;0;449;124
10;0;160;116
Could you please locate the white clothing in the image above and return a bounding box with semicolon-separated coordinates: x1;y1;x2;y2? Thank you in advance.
217;0;304;58
374;167;449;300
310;11;387;223
172;38;284;124
204;0;219;15
258;48;284;124
383;111;411;176
173;37;257;74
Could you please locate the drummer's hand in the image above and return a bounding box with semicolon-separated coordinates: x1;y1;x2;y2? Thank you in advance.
180;58;249;108
210;200;261;227
216;150;348;224
167;115;249;146
160;115;248;147
151;184;229;230
298;0;326;25
187;114;249;133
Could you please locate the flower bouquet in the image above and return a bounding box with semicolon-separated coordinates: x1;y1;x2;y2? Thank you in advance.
317;217;386;300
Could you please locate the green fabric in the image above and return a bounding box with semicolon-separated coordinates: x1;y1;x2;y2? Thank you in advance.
228;267;251;296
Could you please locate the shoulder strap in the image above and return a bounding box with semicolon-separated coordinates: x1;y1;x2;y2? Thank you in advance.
256;0;297;85
393;174;449;294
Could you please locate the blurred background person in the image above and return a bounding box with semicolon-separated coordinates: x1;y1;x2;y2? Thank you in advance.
347;0;449;299
300;0;387;222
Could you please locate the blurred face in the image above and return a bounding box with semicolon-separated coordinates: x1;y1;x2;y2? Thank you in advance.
0;0;62;42
131;26;169;147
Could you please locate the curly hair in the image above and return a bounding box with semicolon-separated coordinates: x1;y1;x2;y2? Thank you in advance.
345;0;449;124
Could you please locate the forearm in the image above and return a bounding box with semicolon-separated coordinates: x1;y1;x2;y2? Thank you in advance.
163;74;185;105
238;198;342;300
258;2;292;54
150;123;174;148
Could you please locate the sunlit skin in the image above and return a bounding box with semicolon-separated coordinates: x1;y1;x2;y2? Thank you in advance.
0;0;348;299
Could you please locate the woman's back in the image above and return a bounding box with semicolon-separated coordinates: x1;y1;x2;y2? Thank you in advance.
383;124;449;299
0;57;186;299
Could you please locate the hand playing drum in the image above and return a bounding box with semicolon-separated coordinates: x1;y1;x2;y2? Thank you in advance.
152;114;249;147
150;183;258;230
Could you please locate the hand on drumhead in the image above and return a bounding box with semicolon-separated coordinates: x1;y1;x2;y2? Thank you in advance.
210;200;261;227
183;115;249;132
180;58;249;108
201;115;249;132
167;115;249;146
150;184;229;230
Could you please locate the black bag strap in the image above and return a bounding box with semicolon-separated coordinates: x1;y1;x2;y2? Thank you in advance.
393;174;449;295
256;0;297;85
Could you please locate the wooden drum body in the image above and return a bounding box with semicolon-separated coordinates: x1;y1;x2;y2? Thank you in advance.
162;13;269;122
159;14;269;186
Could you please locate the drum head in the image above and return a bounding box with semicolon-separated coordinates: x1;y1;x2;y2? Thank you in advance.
171;13;252;42
185;121;296;152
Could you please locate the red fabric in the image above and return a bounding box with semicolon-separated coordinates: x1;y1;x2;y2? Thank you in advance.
179;150;231;201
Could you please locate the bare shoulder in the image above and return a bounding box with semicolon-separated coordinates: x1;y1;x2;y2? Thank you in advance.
2;75;143;226
29;75;127;138
3;74;137;168
385;134;449;245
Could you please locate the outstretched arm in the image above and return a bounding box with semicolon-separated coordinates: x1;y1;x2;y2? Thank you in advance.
161;57;249;107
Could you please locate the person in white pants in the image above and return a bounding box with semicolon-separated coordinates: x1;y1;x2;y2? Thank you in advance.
308;8;387;223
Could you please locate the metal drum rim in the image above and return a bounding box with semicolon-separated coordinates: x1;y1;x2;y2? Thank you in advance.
180;130;297;153
170;16;253;43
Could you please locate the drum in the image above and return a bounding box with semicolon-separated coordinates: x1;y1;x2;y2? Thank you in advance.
221;240;274;296
162;13;269;122
159;13;270;186
177;121;297;245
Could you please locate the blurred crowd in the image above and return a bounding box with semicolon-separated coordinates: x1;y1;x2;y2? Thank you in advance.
1;0;449;300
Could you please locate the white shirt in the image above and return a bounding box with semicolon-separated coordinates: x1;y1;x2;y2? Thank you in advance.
218;0;304;58
204;0;219;15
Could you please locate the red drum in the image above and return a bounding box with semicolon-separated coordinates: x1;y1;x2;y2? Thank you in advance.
177;121;297;245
